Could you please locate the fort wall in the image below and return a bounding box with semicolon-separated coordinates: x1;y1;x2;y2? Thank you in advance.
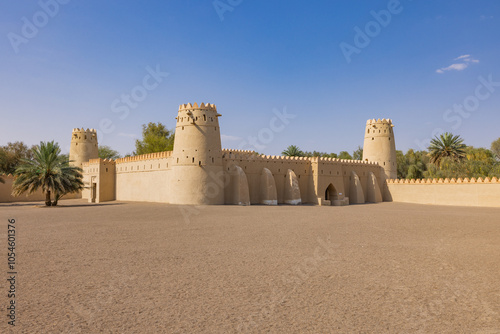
221;149;384;205
385;177;500;207
0;174;80;203
0;174;46;202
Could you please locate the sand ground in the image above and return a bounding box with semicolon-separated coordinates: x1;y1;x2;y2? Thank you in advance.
0;200;499;333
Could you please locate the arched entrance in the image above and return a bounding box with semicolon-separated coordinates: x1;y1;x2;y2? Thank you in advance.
325;184;338;201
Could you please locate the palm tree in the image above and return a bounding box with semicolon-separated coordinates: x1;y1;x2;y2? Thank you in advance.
12;141;83;206
428;132;466;166
282;145;304;157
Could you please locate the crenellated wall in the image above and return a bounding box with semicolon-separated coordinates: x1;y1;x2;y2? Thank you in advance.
385;177;500;207
221;149;384;205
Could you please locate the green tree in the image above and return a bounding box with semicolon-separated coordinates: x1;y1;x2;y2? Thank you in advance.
352;146;363;160
134;122;175;155
428;132;466;166
282;145;304;157
0;150;6;183
491;137;500;160
303;151;337;158
0;141;36;175
99;145;121;160
12;141;83;206
337;151;353;160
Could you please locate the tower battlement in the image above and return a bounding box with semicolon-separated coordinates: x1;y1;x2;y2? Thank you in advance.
71;128;98;142
366;118;393;125
178;102;217;111
72;127;97;133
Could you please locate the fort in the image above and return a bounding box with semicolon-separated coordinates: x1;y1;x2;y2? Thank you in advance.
1;102;500;207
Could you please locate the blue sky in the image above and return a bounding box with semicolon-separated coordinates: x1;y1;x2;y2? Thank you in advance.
1;0;500;156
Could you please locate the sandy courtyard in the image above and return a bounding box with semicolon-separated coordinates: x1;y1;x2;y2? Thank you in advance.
0;200;499;333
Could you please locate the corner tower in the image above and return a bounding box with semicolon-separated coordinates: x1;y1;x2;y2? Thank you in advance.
69;128;99;169
363;119;397;179
170;102;224;205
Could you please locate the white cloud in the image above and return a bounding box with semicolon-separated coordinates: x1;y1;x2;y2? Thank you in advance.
221;134;242;141
436;55;479;74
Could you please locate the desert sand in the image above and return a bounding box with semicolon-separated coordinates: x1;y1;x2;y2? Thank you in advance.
0;200;499;333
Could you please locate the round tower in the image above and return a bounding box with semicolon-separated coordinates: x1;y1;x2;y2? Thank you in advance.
69;128;99;169
362;118;397;179
170;102;224;205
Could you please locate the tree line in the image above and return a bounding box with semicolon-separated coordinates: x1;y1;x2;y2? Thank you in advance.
282;133;500;179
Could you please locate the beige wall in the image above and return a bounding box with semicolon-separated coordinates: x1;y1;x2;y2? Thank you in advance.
221;150;384;205
115;155;173;203
0;175;46;202
386;178;500;207
0;175;79;203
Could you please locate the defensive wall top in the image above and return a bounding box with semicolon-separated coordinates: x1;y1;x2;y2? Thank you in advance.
72;128;97;133
366;118;393;125
387;177;499;184
82;158;116;166
115;151;173;164
179;102;217;111
222;149;379;166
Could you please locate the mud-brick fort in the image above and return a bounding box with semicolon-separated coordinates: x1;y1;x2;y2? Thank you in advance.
1;102;499;207
74;102;500;207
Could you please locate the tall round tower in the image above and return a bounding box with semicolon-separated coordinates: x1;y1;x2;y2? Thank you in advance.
170;102;224;205
362;118;397;179
69;128;99;169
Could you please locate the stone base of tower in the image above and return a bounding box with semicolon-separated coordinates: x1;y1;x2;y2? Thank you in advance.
169;166;225;205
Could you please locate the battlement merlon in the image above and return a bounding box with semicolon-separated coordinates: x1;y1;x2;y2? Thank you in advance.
366;118;394;127
178;102;218;112
72;128;98;133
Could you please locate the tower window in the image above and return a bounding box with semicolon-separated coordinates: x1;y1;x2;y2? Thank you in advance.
192;157;194;163
367;129;369;134
204;115;207;121
372;138;374;140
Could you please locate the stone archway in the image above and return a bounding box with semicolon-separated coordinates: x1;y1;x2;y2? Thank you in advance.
325;184;338;201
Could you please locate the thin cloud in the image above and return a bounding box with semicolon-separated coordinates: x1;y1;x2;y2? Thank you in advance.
436;55;479;74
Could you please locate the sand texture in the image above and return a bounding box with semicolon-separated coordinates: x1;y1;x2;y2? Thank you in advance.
0;200;499;333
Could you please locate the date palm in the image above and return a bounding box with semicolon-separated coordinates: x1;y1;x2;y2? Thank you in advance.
12;141;83;206
282;145;304;157
428;132;466;166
